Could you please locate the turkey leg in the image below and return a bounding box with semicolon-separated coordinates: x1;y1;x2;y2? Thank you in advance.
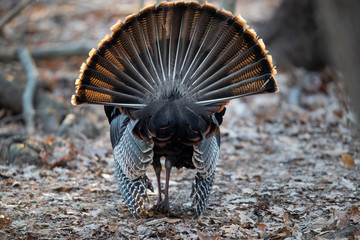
154;157;172;213
153;156;162;205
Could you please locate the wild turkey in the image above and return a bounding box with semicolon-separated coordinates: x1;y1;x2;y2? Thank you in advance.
72;1;278;217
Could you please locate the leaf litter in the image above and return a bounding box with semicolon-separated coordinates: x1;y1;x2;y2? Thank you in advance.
0;0;359;239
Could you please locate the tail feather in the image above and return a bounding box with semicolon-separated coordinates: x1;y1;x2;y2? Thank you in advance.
168;3;186;81
122;15;160;86
173;2;200;80
179;4;217;81
197;74;276;104
182;5;230;82
85;49;151;94
78;68;143;97
72;1;278;119
105;31;156;91
186;9;235;83
196;57;275;98
189;34;261;93
74;84;141;106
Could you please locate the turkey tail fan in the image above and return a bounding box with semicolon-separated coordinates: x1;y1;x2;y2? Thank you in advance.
72;1;278;114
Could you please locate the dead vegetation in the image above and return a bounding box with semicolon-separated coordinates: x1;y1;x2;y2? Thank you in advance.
0;1;359;239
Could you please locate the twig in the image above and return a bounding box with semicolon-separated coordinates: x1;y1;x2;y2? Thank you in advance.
0;0;32;31
0;43;92;61
31;43;92;59
18;46;38;135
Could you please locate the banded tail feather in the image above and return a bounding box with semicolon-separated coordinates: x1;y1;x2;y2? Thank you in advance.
72;1;278;217
72;1;277;109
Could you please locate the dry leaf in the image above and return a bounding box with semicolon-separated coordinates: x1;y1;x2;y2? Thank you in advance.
332;110;343;118
44;136;56;145
258;223;267;230
50;154;70;168
0;215;11;228
53;186;74;192
198;231;222;240
342;153;355;169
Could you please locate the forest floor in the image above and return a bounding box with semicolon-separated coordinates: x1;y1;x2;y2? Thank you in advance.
0;1;359;239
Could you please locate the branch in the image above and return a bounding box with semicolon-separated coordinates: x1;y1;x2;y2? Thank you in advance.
18;46;38;135
0;43;92;61
0;0;32;31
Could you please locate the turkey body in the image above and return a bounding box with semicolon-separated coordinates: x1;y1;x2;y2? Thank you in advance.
72;1;278;217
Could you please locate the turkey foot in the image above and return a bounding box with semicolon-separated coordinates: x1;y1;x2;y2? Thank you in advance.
153;199;170;214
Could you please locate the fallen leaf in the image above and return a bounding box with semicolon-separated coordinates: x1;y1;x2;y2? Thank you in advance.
219;224;240;235
258;223;266;231
342;153;355;169
332;110;343;118
50;154;70;168
0;215;12;228
53;186;74;192
44;137;56;145
349;206;360;224
198;230;221;240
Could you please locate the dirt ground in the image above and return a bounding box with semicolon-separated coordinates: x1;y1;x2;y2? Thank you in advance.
0;1;359;239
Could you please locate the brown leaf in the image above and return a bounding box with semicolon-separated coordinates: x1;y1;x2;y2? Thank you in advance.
198;230;221;240
354;227;360;239
219;224;240;235
85;188;93;193
349;206;360;224
332;110;344;118
50;154;70;169
0;215;12;228
53;186;74;192
44;136;56;145
334;210;350;228
342;153;355;169
258;223;267;231
3;179;15;186
252;175;262;181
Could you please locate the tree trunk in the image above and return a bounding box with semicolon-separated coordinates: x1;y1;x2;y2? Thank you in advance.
260;0;327;70
317;0;360;123
220;0;236;13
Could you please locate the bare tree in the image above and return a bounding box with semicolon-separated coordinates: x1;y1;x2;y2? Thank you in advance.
317;1;360;123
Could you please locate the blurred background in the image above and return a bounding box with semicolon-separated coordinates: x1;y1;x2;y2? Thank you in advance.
0;1;359;238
